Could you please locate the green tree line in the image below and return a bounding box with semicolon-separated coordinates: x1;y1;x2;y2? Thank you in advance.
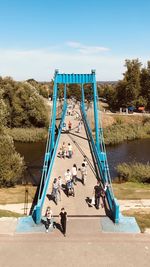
0;76;49;187
102;59;150;111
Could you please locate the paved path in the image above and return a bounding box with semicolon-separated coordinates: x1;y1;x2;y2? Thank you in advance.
0;218;150;267
42;107;105;217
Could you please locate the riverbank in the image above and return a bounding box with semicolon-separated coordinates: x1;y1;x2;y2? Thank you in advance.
4;112;150;144
6;127;48;142
103;114;150;145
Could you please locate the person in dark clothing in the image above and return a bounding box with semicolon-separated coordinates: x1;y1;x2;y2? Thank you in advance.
59;207;68;237
93;181;102;209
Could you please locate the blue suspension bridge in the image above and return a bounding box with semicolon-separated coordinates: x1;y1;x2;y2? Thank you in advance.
32;70;120;225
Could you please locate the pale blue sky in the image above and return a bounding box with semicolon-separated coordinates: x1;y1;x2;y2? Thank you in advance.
0;0;150;80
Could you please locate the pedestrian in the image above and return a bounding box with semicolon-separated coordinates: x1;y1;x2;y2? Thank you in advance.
93;181;102;209
80;163;87;185
58;176;62;201
71;164;77;185
68;143;73;158
77;121;81;133
61;142;66;159
68;121;72;131
82;156;88;169
64;169;72;184
59;207;68;236
45;206;53;233
52;178;59;204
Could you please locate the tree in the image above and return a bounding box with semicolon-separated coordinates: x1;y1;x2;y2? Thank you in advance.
140;61;150;110
0;134;24;187
123;59;142;106
0;89;8;133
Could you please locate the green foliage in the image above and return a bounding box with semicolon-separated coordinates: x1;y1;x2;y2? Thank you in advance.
6;127;47;142
124;59;141;105
116;162;150;183
0;78;49;128
0;134;25;187
104;121;150;145
103;84;117;110
102;59;150;111
0;89;8;132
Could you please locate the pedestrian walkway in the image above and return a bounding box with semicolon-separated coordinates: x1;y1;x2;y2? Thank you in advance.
42;105;105;217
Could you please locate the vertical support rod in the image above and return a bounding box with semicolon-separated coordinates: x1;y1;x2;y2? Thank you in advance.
81;83;85;111
92;77;100;152
50;80;58;151
64;83;67;105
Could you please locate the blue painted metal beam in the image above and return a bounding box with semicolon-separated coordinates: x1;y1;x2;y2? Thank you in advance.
54;69;96;84
33;104;67;224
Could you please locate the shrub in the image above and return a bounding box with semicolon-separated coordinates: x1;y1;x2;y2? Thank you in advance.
6;127;48;142
104;122;150;145
116;162;150;183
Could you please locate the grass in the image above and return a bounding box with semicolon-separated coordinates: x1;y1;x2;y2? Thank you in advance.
6;127;48;142
122;209;150;232
112;182;150;200
0;185;37;204
0;209;23;218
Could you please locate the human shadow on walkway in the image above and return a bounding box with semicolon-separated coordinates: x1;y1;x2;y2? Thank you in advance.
46;193;58;205
61;184;69;197
54;222;63;234
85;197;93;207
76;177;83;185
41;218;47;229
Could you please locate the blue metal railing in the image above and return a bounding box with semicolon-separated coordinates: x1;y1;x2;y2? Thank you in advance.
81;106;120;223
33;103;67;224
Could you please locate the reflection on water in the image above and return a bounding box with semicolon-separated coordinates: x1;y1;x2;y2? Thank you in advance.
107;139;150;178
15;138;150;184
15;141;46;185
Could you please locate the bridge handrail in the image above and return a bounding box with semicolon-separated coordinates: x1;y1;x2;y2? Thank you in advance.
81;106;114;210
33;103;67;223
37;101;53;201
96;91;114;196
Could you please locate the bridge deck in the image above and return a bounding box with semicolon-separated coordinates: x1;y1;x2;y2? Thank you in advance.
42;106;106;217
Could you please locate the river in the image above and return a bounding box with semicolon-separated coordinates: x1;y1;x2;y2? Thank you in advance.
15;138;150;185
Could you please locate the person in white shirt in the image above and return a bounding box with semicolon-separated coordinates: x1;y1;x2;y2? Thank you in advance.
80;163;87;185
45;206;54;232
64;169;72;183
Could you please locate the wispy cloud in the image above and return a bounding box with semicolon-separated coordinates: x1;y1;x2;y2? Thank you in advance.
66;41;110;54
0;44;144;81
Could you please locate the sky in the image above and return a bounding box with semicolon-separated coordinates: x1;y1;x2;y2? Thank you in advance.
0;0;150;81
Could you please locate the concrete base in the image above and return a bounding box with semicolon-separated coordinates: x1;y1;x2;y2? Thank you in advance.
101;215;141;233
16;216;54;233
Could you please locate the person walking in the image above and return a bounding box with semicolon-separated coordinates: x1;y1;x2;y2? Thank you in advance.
58;176;62;201
68;121;72;131
45;206;53;233
64;169;72;184
82;156;88;169
61;142;66;159
52;178;59;204
59;207;68;237
71;164;77;185
68;143;73;159
93;181;102;209
80;163;87;185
